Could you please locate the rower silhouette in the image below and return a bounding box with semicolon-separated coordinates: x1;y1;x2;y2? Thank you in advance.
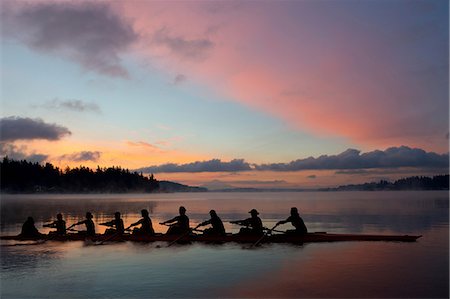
230;209;264;235
68;212;96;236
198;209;226;236
276;207;308;234
100;212;125;235
43;213;66;235
20;216;41;237
129;209;155;235
160;206;190;235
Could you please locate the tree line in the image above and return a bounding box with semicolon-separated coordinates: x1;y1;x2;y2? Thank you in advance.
331;174;449;191
0;157;159;193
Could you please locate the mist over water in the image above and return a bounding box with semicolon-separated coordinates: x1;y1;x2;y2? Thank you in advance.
1;191;448;298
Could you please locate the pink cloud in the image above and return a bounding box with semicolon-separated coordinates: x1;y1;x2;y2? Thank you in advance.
115;2;447;152
9;2;446;152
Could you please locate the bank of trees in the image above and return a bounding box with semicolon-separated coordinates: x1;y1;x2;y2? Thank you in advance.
0;157;159;193
334;174;449;191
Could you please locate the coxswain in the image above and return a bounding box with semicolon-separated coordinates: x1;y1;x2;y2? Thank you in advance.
43;213;66;235
276;207;308;234
100;212;125;235
129;209;155;235
20;216;42;237
159;206;190;235
68;212;96;236
230;209;263;235
198;210;226;236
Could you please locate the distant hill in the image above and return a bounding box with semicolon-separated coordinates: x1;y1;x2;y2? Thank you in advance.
158;181;208;192
324;174;449;191
207;174;449;192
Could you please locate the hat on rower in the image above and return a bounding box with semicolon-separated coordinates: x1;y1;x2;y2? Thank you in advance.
248;209;259;215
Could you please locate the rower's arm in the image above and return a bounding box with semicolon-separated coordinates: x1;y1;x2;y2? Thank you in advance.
199;219;211;227
99;220;114;226
70;220;84;227
130;219;143;227
160;216;177;225
43;221;56;228
230;219;248;226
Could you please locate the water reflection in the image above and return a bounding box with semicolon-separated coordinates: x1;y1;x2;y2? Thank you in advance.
0;191;448;298
1;191;448;235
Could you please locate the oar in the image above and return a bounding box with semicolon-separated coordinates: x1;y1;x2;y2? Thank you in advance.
96;225;132;245
167;224;200;247
251;224;279;248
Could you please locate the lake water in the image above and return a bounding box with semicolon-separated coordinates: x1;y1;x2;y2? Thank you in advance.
1;191;448;298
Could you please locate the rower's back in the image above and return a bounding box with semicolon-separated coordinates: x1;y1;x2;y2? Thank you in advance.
20;217;41;237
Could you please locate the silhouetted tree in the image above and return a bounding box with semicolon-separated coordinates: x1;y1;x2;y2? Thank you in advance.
0;157;159;193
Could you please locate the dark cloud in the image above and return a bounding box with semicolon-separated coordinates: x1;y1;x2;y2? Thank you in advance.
255;147;449;171
59;151;101;162
173;74;187;85
153;28;214;60
307;175;317;179
137;146;448;173
136;159;251;173
0;116;71;142
2;2;137;77
0;143;48;163
39;99;101;113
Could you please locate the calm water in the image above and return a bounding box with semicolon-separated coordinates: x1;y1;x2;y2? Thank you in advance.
1;191;448;298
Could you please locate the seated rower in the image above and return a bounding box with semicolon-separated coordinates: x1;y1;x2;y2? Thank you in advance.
68;212;96;236
276;207;308;235
230;209;263;236
129;209;155;235
198;210;226;236
20;216;42;237
100;212;124;235
43;213;66;235
159;206;190;235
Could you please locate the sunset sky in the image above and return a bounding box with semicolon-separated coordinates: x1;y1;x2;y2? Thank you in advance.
1;0;448;189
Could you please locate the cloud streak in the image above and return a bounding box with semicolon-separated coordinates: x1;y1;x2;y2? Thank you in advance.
255;147;448;171
59;151;101;162
2;2;137;77
0;116;71;142
138;147;448;173
39;99;101;113
0;143;48;163
137;159;252;173
152;27;214;61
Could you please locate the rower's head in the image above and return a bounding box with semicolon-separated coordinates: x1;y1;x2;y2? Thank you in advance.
27;216;35;223
249;209;259;217
290;207;299;215
209;209;217;217
141;209;149;217
114;212;121;219
57;213;63;220
86;212;93;219
179;206;186;215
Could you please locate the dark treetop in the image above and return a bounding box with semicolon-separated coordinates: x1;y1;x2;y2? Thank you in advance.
0;157;159;193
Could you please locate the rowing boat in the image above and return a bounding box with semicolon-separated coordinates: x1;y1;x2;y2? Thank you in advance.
0;232;422;244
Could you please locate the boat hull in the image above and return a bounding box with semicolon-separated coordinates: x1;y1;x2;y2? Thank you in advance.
0;232;422;243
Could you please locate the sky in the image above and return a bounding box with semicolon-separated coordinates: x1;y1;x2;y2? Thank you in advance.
0;0;448;189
